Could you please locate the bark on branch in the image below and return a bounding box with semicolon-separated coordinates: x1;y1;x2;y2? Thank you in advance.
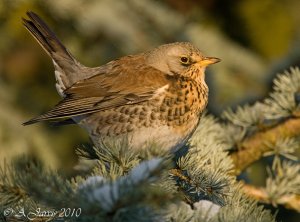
242;183;300;212
230;118;300;174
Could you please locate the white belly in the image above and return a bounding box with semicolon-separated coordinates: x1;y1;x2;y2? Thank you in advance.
88;123;195;152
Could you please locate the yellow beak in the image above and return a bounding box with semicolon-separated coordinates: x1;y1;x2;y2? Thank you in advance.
197;57;221;67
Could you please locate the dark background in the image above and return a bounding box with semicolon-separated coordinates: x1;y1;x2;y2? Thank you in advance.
0;0;299;221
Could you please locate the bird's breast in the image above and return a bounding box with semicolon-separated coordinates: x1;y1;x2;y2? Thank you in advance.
153;79;208;130
79;80;208;151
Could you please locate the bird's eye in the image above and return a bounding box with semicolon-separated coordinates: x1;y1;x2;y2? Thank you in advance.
180;56;189;65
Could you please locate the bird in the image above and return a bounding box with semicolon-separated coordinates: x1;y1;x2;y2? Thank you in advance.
22;11;220;151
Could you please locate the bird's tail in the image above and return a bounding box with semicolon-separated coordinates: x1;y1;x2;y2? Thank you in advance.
22;11;81;91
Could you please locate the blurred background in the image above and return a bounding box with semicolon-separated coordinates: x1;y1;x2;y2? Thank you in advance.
0;0;300;220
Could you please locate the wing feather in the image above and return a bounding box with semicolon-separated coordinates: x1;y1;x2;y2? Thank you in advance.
24;55;170;125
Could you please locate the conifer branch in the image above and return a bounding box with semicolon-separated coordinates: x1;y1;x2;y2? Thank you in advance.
230;117;300;174
0;184;27;205
242;184;300;212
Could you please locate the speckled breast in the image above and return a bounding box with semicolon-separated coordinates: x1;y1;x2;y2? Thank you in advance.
79;78;208;150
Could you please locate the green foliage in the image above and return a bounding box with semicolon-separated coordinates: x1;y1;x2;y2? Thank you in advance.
0;114;276;221
5;66;300;221
266;161;300;203
264;138;298;170
264;67;300;119
222;67;300;134
1;1;300;220
220;67;300;214
214;189;276;222
222;103;265;131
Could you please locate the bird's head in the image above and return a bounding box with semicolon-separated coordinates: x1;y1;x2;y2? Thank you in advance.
146;42;220;82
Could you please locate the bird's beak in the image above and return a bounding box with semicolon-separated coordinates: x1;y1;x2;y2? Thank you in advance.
197;57;221;67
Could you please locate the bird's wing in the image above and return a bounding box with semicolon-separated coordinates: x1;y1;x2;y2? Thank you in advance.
23;56;170;125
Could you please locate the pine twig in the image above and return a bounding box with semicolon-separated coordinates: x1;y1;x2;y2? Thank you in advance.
169;169;191;183
230;117;300;174
0;184;27;202
242;183;300;212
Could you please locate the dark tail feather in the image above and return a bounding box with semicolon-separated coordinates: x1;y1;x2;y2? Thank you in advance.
23;117;75;126
50;118;76;127
22;11;75;62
